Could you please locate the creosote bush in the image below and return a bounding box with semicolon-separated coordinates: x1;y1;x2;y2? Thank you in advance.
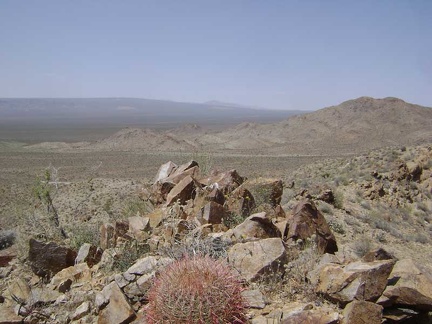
146;255;247;324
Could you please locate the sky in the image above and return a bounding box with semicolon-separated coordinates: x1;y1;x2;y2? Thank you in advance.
0;1;431;110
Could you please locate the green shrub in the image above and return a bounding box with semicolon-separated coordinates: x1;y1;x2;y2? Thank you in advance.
146;256;246;324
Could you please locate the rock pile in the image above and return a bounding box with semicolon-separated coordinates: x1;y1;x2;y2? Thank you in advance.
1;160;432;323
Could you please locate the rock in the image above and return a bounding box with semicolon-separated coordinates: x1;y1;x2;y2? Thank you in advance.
28;287;61;307
8;278;31;304
197;201;228;225
199;169;245;195
154;161;178;183
281;309;339;324
97;282;136;324
72;301;91;321
171;160;198;177
0;303;23;324
364;182;385;199
75;243;103;268
0;230;16;250
224;187;256;217
166;175;197;206
241;289;266;309
287;200;338;254
317;189;335;204
227;212;281;242
382;307;422;323
0;245;17;267
28;239;77;278
342;300;382;324
362;247;395;262
206;187;225;205
128;216;150;240
115;220;129;240
100;223;116;250
50;263;92;291
125;256;158;276
377;259;432;311
228;238;287;282
248;179;283;207
316;259;395;305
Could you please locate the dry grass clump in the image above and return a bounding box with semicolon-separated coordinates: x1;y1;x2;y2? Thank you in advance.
146;255;247;324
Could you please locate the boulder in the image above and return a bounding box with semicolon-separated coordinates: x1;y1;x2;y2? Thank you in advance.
72;301;91;321
166;175;197;206
224;186;256;217
0;230;16;250
0;245;17;267
248;179;283;207
97;282;136;324
287;200;338;254
377;259;432;311
8;278;31;304
342;300;382;324
362;247;395;262
227;212;281;242
128;216;150;240
228;238;287;282
241;289;267;309
196;201;228;225
199;169;245;195
316;259;395;305
100;223;116;250
75;243;103;268
281;309;339;324
317;189;335;205
28;239;77;278
206;187;225;205
50;263;92;291
154;161;178;183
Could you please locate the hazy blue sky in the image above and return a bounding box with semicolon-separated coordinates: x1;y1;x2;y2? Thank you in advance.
1;1;431;110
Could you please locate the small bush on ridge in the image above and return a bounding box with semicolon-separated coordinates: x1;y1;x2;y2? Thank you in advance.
146;255;246;324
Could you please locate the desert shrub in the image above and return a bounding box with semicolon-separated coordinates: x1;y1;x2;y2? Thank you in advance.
328;220;345;234
146;255;246;324
68;222;100;250
353;237;372;257
333;190;344;209
223;212;245;229
191;151;213;176
122;198;153;219
318;203;332;214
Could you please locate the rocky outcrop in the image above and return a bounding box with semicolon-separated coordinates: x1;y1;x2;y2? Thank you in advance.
287;200;338;254
228;237;287;282
342;300;382;324
28;239;77;278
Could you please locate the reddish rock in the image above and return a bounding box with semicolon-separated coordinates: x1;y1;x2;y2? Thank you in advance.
281;309;339;324
28;239;77;278
377;259;432;311
75;243;103;268
228;212;281;241
362;247;395;262
100;223;116;250
317;189;335;204
224;186;256;217
206;187;226;205
342;300;382;324
316;259;395;305
197;201;228;225
161;165;199;186
97;282;136;324
166;175;197;206
199;169;245;195
248;179;283;207
287;200;338;254
0;245;17;267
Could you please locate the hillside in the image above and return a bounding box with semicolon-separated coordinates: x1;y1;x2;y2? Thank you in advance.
75;96;432;155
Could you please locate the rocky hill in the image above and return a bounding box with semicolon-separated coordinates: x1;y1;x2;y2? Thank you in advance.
1;143;431;323
73;96;432;155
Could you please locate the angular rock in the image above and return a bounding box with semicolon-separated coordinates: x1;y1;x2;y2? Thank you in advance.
50;263;91;291
377;259;432;311
75;243;103;268
316;259;395;305
342;300;382;324
241;289;266;309
199;169;245;195
0;245;17;267
317;189;335;205
97;282;136;324
28;287;61;307
154;161;178;183
197;201;228;225
281;309;339;324
362;247;395;262
8;278;31;304
224;186;256;217
72;301;91;321
0;230;16;250
287;200;338;254
128;216;150;241
228;238;287;282
28;239;77;278
100;223;116;250
171;160;198;177
0;303;23;324
248;179;283;207
227;212;281;242
206;187;225;205
166;175;197;206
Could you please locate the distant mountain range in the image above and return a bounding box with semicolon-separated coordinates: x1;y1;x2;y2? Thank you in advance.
86;97;432;155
